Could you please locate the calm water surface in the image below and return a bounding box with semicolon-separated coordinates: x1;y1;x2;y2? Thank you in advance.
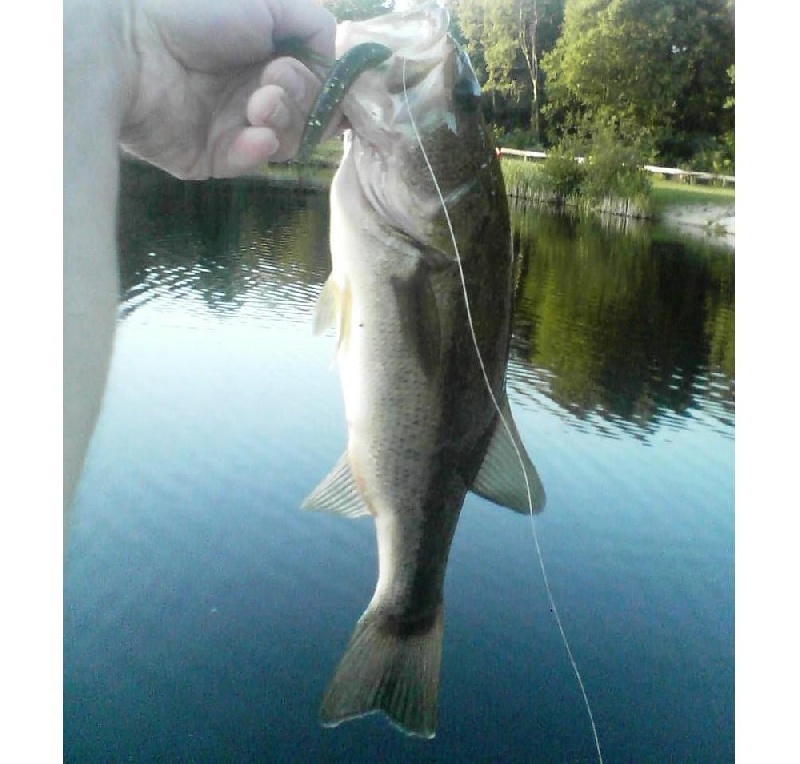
64;163;734;762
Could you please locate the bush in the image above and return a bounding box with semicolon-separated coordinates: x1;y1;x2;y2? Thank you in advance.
582;127;651;206
684;134;734;176
504;120;654;216
539;138;586;198
496;128;544;151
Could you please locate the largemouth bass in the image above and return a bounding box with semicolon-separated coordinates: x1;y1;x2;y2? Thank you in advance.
302;4;545;739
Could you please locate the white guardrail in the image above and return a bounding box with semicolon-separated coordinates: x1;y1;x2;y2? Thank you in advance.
497;147;735;187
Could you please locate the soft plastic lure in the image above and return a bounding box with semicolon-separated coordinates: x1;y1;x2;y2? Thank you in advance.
296;42;393;162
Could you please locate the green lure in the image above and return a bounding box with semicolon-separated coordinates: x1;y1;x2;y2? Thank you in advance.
296;42;393;163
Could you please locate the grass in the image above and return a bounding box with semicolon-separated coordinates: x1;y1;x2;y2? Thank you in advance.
500;157;652;218
501;159;549;203
650;177;735;213
502;157;735;221
252;138;343;188
296;138;344;167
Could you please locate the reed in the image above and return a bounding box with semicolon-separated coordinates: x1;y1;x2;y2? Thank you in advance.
501;158;652;220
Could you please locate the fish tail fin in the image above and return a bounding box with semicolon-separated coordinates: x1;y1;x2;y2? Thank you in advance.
320;605;444;739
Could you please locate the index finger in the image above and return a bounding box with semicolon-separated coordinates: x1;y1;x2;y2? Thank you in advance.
152;0;336;73
271;0;336;66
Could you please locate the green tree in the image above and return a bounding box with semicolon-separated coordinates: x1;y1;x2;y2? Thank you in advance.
720;64;735;171
542;0;734;162
451;0;565;140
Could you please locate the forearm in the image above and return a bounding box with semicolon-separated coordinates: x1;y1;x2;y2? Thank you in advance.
63;1;131;513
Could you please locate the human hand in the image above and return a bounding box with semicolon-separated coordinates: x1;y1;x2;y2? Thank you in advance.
118;0;336;178
62;0;337;517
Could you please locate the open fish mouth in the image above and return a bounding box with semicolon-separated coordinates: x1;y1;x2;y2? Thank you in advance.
299;4;486;249
297;4;464;158
295;41;392;162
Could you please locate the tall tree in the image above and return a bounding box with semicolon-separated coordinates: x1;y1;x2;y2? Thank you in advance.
541;0;734;160
452;0;565;140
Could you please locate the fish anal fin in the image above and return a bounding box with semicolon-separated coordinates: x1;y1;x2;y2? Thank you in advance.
320;605;443;739
301;452;371;518
471;395;546;514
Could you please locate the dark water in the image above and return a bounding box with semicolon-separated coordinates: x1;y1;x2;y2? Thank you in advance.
64;162;734;763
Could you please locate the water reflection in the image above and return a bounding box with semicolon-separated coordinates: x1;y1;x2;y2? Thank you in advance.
118;161;331;325
509;202;734;439
116;163;734;442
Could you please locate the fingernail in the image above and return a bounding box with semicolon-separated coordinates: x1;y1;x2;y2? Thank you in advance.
227;129;279;174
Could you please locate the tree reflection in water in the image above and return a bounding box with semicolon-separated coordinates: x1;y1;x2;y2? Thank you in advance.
116;161;734;441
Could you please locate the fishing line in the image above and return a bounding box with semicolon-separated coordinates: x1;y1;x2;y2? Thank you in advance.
401;57;604;764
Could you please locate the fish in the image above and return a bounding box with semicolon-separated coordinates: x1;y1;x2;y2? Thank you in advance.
301;4;545;739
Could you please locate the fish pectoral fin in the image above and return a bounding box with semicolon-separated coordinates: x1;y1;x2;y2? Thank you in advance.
391;270;441;378
313;276;339;335
320;605;443;739
301;452;371;518
313;276;352;352
470;395;546;514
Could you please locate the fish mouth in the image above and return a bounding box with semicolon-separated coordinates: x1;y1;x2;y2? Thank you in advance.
317;5;487;248
333;5;456;151
296;6;454;161
296;41;393;163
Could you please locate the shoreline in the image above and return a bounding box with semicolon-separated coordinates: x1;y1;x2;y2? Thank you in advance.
125;158;736;250
657;203;735;249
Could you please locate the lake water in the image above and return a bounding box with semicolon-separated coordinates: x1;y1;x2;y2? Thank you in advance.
64;162;734;763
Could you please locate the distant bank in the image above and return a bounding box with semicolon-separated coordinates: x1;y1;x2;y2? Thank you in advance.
658;204;735;248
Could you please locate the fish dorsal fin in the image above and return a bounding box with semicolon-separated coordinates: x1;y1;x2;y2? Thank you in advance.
313;276;352;352
471;395;546;514
301;452;371;518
